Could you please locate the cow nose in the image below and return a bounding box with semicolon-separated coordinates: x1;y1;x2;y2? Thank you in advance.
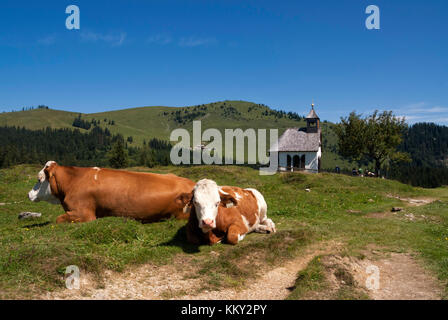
28;192;37;202
202;219;214;227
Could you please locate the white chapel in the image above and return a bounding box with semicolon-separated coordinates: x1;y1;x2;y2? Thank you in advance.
273;103;322;173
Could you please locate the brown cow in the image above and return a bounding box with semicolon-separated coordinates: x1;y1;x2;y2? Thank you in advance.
177;179;276;245
28;161;195;223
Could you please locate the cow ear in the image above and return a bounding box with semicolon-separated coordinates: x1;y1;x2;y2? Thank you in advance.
176;193;193;206
44;162;57;180
219;193;237;207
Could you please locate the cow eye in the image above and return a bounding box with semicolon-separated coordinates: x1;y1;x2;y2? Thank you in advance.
215;202;219;207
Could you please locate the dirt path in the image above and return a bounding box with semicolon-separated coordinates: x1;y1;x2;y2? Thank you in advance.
316;252;443;300
42;242;342;300
365;253;443;300
42;239;443;300
386;194;437;207
179;242;343;300
365;196;440;222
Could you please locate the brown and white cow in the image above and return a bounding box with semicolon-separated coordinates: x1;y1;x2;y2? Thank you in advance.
177;179;276;245
28;161;195;223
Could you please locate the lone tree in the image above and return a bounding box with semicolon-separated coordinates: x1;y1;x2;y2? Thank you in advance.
334;110;410;176
109;136;129;169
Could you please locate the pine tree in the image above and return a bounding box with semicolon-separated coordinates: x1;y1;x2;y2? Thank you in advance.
109;137;128;168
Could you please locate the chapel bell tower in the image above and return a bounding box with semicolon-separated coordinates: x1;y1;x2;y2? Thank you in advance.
306;102;320;133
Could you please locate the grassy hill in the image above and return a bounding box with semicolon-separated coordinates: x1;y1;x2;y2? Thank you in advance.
0;164;447;299
0;100;355;170
0;108;79;130
0;101;308;142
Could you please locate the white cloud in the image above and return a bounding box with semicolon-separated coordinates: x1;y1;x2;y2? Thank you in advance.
403;102;426;110
397;115;423;121
147;34;172;45
80;31;127;46
178;36;217;47
403;103;448;114
391;102;448;125
145;34;218;47
417;106;448;113
37;35;56;45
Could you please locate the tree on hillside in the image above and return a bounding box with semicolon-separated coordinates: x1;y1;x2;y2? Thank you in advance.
109;136;128;169
334;110;410;176
72;114;91;130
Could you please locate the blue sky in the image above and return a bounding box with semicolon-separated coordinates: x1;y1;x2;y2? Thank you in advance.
0;0;447;124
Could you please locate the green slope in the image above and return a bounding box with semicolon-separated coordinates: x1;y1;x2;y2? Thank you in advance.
1;100;306;141
0;100;356;169
0;108;78;130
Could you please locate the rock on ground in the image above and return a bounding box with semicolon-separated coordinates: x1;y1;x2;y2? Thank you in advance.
18;212;42;220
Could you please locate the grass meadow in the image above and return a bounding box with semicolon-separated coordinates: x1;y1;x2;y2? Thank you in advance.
0;164;447;299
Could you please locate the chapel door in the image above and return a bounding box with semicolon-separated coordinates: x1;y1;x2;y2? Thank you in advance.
287;155;291;169
293;155;300;171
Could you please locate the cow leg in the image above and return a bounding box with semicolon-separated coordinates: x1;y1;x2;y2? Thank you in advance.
255;218;276;234
56;210;96;224
208;232;224;245
254;225;271;234
226;224;245;245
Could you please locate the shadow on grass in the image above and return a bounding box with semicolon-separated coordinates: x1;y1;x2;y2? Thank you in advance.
160;225;201;254
21;221;51;229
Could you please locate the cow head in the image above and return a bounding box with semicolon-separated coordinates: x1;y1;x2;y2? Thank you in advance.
28;161;60;204
177;179;237;233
